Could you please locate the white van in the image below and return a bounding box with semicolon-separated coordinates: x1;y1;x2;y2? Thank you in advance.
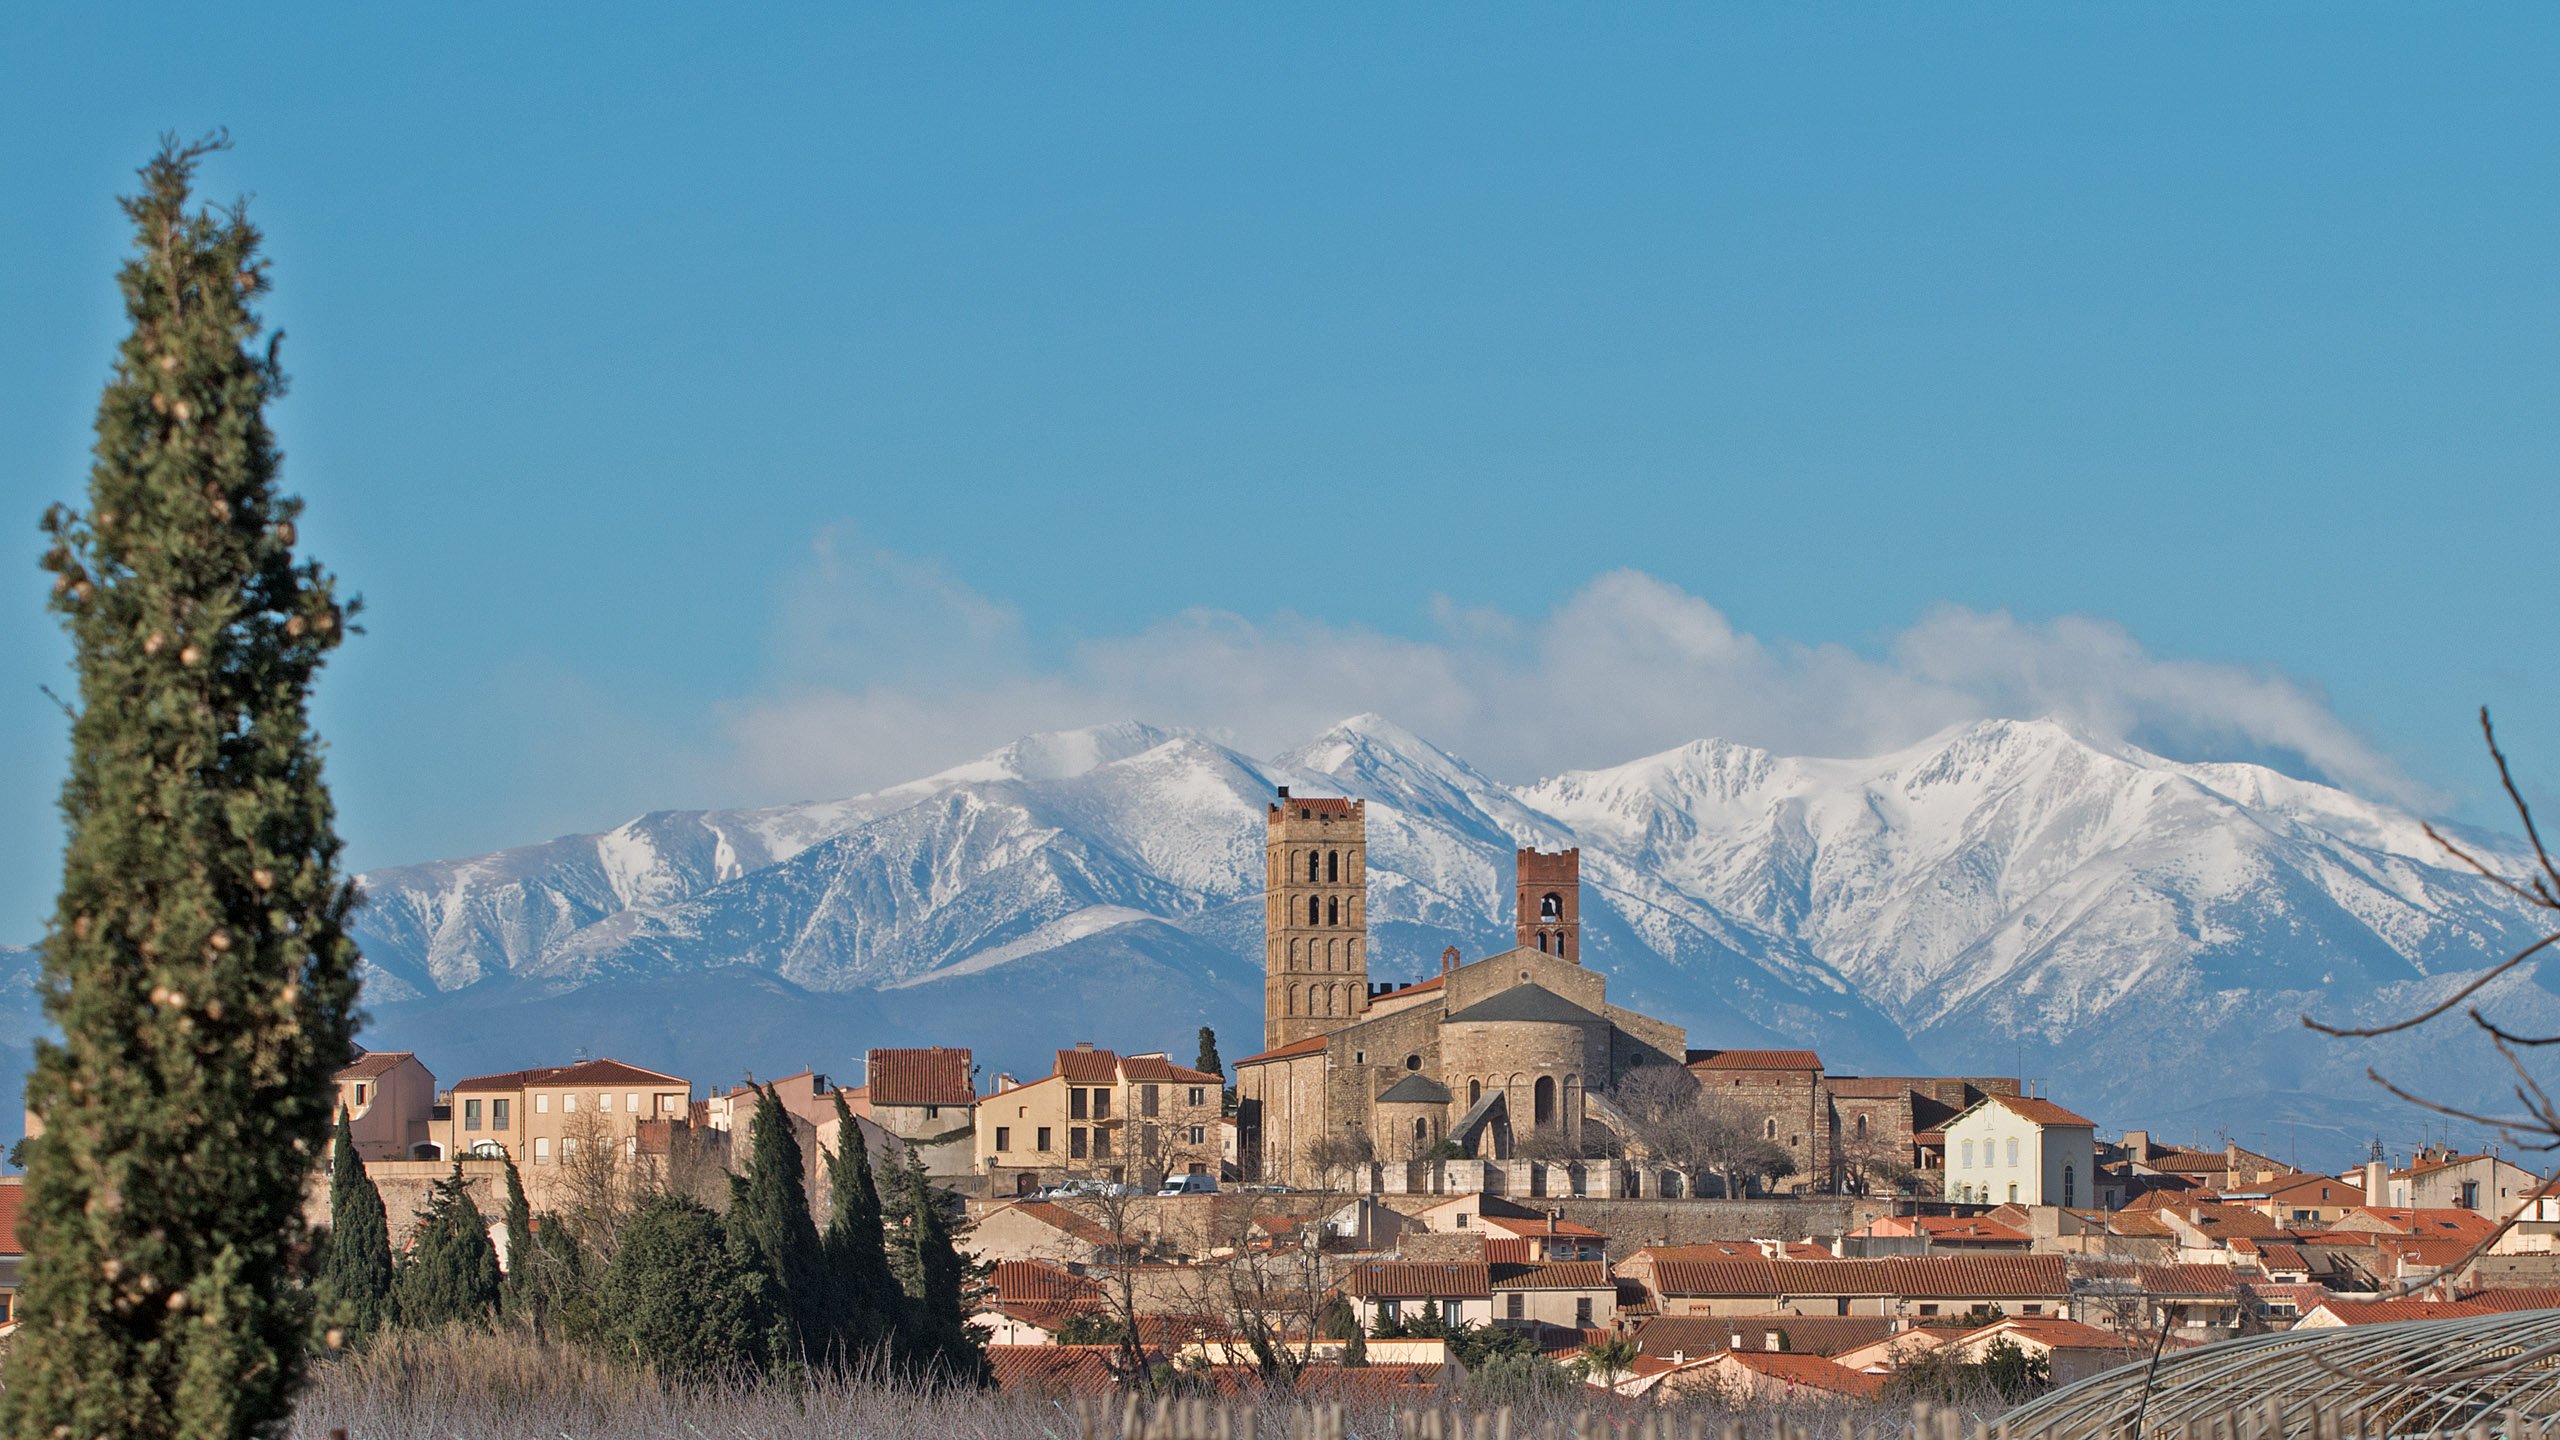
1158;1173;1220;1196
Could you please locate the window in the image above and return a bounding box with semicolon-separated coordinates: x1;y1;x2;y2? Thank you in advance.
464;1099;483;1131
1764;1117;1777;1140
1575;1298;1594;1327
1094;1090;1112;1121
1507;1294;1524;1320
627;1092;639;1113
1327;897;1339;926
1094;1128;1112;1158
1441;1300;1462;1326
2461;1181;2482;1209
1142;1123;1160;1158
1071;1128;1089;1159
1140;1085;1160;1118
1855;1113;1869;1139
1469;1080;1482;1104
536;1093;550;1115
1541;892;1561;920
2023;1304;2043;1315
1037;1126;1052;1152
534;1137;551;1164
1187;1087;1206;1106
1918;1304;1939;1317
492;1099;510;1130
1961;1139;1975;1168
926;1105;940;1120
1308;896;1321;925
1405;1054;1422;1072
354;1082;370;1107
1456;1213;1470;1228
1187;1126;1206;1145
626;1136;637;1157
562;1093;577;1114
561;1137;578;1160
1328;851;1339;882
2062;1164;2075;1207
1307;852;1320;883
2005;1137;2019;1167
1071;1089;1088;1119
995;1127;1011;1152
599;1093;613;1113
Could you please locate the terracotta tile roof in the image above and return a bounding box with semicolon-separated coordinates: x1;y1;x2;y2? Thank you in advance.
2309;1299;2493;1326
2251;1243;2311;1272
1055;1047;1121;1084
1983;1094;2096;1128
1689;1049;1825;1071
2136;1264;2241;1297
1716;1350;1885;1399
2165;1202;2294;1241
449;1058;686;1092
1893;1256;2076;1300
335;1050;415;1081
1233;1035;1330;1066
1649;1256;2079;1302
1345;1262;1493;1299
1275;796;1359;817
1490;1262;1611;1290
868;1047;974;1107
990;1259;1103;1306
2461;1287;2560;1312
1483;1237;1533;1264
2351;1207;2502;1240
1480;1214;1607;1240
0;1178;22;1255
1119;1054;1220;1084
1634;1315;1897;1359
2376;1236;2485;1270
987;1344;1125;1395
2263;1173;2363;1201
1976;1317;2143;1351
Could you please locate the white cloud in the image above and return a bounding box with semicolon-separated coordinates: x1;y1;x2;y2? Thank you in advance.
705;534;2426;809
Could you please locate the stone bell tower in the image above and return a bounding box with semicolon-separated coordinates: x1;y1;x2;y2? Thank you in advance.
1264;788;1369;1050
1516;847;1581;963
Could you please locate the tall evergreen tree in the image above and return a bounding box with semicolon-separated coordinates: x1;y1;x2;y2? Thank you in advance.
391;1166;500;1329
496;1153;538;1327
822;1091;897;1363
311;1107;391;1339
724;1085;824;1364
900;1159;990;1384
1195;1026;1223;1081
884;1145;929;1301
595;1195;770;1384
3;135;363;1440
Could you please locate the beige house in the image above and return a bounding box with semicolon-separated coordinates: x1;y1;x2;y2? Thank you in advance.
334;1050;438;1161
860;1048;979;1177
977;1044;1223;1193
2389;1149;2541;1214
439;1058;691;1168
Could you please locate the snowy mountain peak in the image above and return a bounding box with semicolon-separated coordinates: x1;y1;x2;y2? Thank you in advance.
910;721;1188;788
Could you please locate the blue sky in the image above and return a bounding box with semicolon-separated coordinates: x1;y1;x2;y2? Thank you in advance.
3;7;2556;940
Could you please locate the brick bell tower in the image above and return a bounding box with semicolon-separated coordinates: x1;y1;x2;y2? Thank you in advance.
1264;788;1369;1050
1516;847;1581;963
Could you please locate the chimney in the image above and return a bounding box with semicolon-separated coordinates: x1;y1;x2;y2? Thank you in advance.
1671;1349;1686;1364
2226;1140;2241;1172
2123;1129;2150;1165
1075;1041;1094;1052
2364;1159;2387;1204
1276;786;1290;799
1441;945;1460;974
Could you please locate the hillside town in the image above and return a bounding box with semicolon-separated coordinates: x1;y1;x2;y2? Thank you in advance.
8;787;2543;1402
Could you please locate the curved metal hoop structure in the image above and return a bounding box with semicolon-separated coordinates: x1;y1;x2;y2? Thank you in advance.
2002;1311;2560;1440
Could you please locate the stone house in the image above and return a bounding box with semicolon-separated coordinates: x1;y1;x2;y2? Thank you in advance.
857;1047;979;1176
438;1057;691;1170
1942;1095;2096;1208
334;1050;438;1161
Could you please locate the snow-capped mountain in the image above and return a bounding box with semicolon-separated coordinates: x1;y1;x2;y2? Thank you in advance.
21;717;2547;1160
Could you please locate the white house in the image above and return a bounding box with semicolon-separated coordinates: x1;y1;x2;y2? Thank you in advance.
1942;1095;2096;1208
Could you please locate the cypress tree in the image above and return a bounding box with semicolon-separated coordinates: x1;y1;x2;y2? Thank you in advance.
901;1159;989;1384
1195;1026;1223;1081
4;135;363;1440
724;1085;824;1364
595;1195;770;1383
497;1153;537;1327
392;1166;501;1328
822;1091;897;1363
311;1107;391;1339
884;1144;929;1301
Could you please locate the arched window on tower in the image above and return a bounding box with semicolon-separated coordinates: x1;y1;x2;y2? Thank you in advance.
1287;985;1299;1016
1307;852;1320;883
1540;892;1562;920
1764;1117;1777;1140
1554;934;1568;960
1327;850;1339;882
1536;932;1548;954
1308;896;1321;926
1534;1076;1556;1127
1855;1113;1869;1140
1469;1079;1483;1105
1327;897;1339;926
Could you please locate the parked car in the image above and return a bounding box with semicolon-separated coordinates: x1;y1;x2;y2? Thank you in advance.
1158;1173;1220;1196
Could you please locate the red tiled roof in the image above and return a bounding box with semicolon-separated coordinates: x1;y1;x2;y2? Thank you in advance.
1690;1049;1825;1071
335;1050;416;1081
1481;1214;1606;1240
1895;1256;2076;1300
1233;1035;1330;1067
1001;1201;1121;1248
1716;1351;1884;1399
1119;1054;1221;1084
1055;1047;1120;1084
0;1178;22;1256
990;1259;1104;1305
2309;1299;2492;1326
1985;1094;2096;1128
1490;1262;1611;1290
1274;796;1359;816
988;1344;1125;1395
868;1047;974;1107
2136;1264;2241;1297
1634;1315;1897;1359
1345;1262;1492;1299
449;1058;686;1092
1975;1317;2143;1351
2461;1287;2560;1312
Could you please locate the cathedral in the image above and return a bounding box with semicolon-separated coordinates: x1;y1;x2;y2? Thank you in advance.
1233;787;1688;1186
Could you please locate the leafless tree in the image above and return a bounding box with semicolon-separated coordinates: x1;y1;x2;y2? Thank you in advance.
1301;1133;1374;1196
1609;1065;1793;1197
2305;708;2560;1296
1157;1196;1340;1385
